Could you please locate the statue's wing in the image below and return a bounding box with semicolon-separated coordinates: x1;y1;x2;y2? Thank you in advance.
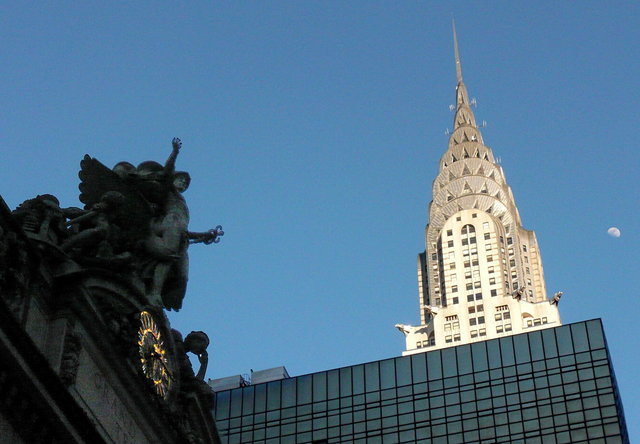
78;155;152;238
79;155;124;207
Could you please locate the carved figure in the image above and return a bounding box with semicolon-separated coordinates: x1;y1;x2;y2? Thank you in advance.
75;138;223;309
62;191;131;263
550;291;563;305
184;331;210;381
12;194;80;245
394;323;414;335
422;304;440;316
512;286;525;301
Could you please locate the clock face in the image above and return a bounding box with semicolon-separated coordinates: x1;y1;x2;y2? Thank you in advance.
138;311;173;398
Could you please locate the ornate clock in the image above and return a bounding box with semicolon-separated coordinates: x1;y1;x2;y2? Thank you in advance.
138;310;174;398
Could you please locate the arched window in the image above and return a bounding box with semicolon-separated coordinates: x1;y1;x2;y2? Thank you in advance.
461;224;476;235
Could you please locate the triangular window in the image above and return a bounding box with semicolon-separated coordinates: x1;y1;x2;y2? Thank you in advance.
483;153;489;160
451;153;458;162
449;171;456;181
447;192;454;202
463;148;470;158
463;182;472;194
480;183;489;194
474;149;480;158
462;165;471;175
473;199;479;209
477;165;485;176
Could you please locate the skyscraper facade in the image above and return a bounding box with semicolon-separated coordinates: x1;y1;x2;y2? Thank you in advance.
213;320;629;443
397;25;560;355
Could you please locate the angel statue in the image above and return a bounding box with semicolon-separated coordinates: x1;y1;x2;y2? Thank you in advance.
76;138;223;310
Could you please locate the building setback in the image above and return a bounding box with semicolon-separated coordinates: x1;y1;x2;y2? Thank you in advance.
213;320;628;443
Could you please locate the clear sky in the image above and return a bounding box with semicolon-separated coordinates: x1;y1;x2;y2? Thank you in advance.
2;1;639;439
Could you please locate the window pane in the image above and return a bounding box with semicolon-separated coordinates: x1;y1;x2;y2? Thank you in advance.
471;341;488;371
556;325;574;356
541;328;558;358
352;365;365;394
528;331;544;361
571;322;589;353
313;372;327;401
396;356;411;386
586;320;605;349
457;345;472;375
365;362;380;392
499;337;515;366
340;367;352;397
380;359;395;390
412;353;427;383
281;378;296;408
296;375;312;404
242;385;255;415
513;334;530;364
487;339;502;368
215;391;231;420
230;387;243;417
427;351;442;380
327;369;339;399
442;347;457;377
254;383;267;413
267;380;281;410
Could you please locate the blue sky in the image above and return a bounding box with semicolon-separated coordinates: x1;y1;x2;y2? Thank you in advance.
2;1;639;438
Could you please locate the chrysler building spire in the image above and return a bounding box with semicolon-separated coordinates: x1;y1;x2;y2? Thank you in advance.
397;25;561;354
453;19;463;84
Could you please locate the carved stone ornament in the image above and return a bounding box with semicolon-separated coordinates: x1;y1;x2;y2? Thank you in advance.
10;138;223;311
60;328;82;387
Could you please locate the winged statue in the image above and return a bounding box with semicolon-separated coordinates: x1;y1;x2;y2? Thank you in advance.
65;138;223;310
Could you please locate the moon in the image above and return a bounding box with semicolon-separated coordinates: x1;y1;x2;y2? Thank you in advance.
607;227;621;238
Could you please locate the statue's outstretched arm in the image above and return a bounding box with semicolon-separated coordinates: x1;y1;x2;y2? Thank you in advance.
188;225;224;245
164;137;182;174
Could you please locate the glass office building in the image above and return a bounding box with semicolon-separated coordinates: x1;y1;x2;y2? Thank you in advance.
213;320;628;443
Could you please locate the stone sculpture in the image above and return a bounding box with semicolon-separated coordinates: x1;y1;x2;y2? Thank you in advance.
11;138;223;310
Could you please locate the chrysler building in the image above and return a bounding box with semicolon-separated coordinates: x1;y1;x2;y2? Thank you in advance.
398;24;561;354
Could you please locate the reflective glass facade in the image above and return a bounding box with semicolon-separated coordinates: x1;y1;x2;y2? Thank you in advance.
213;320;628;443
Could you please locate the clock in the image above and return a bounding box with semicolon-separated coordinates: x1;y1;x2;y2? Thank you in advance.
138;310;174;398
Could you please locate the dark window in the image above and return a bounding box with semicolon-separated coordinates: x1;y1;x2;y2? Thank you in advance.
447;229;453;236
461;224;476;235
448;240;454;247
484;233;490;240
491;289;497;297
